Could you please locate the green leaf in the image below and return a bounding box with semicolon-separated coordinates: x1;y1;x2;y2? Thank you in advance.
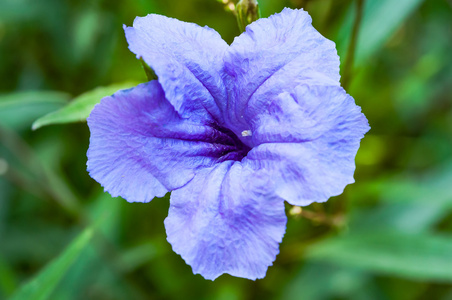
307;232;452;282
140;58;158;81
0;255;18;298
72;8;102;64
0;91;70;130
9;227;94;300
358;0;424;63
32;81;140;130
350;161;452;234
49;192;130;300
282;263;373;300
336;0;424;64
87;191;122;242
120;240;162;273
0;0;42;23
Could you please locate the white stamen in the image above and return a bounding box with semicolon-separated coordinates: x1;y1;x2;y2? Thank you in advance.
241;130;252;137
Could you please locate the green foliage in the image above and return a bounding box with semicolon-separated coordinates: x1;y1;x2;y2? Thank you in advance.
32;82;140;130
0;92;70;130
356;0;425;63
282;263;373;300
336;0;425;64
9;227;94;300
308;232;452;282
140;59;158;81
1;0;452;299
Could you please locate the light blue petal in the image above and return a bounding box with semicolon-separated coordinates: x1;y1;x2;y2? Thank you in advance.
243;84;370;206
222;8;340;141
124;14;228;122
165;161;287;280
87;81;246;203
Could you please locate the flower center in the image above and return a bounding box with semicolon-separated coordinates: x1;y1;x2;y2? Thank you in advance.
212;125;251;162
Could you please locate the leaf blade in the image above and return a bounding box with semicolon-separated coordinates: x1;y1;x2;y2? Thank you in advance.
356;0;424;63
335;0;424;65
32;81;140;130
307;232;452;282
9;227;94;300
0;91;70;130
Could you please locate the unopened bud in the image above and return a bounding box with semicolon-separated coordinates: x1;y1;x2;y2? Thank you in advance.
236;0;260;33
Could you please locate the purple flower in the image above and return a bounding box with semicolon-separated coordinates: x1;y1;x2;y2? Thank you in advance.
87;8;369;280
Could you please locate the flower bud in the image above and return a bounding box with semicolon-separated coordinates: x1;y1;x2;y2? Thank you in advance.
236;0;260;32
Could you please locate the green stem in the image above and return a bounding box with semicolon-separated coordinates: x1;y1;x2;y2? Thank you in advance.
342;0;365;89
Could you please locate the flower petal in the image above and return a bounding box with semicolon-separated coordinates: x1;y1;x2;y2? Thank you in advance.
165;161;287;280
124;14;228;122
243;84;370;206
87;81;245;203
222;8;340;138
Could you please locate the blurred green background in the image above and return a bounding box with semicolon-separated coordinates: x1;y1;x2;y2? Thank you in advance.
1;0;452;299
